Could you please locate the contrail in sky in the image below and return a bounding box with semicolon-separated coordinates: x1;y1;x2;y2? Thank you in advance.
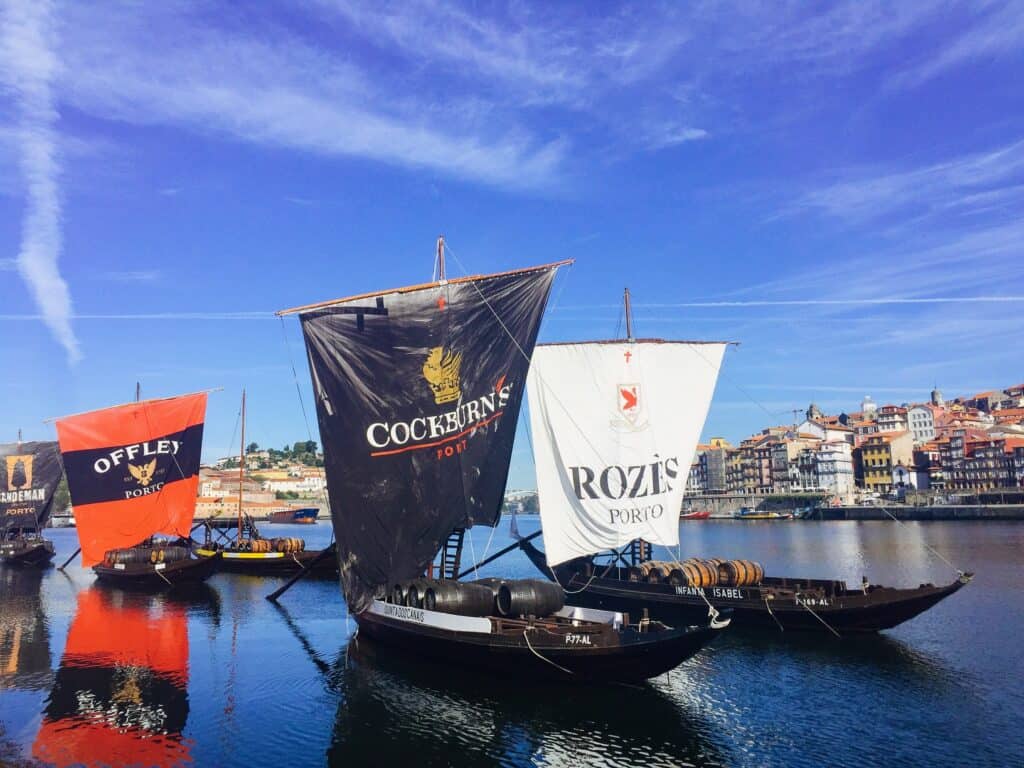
555;296;1024;310
0;0;80;362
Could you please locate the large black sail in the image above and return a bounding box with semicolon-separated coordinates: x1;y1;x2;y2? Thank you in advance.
297;265;560;612
1;441;63;534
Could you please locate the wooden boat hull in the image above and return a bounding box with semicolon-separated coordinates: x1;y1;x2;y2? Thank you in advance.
521;541;970;635
0;538;56;567
195;547;337;576
355;600;718;683
93;552;220;588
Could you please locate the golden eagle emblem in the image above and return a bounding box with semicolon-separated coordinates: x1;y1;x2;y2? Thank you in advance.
422;346;462;404
128;459;158;487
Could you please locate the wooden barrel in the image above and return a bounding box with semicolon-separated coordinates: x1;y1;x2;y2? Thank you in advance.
718;559;763;586
681;560;718;587
405;579;435;608
425;582;495;616
496;579;565;618
646;562;674;583
150;548;160;564
391;583;407;604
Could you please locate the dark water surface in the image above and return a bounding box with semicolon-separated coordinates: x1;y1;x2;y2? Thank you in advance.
1;519;1021;767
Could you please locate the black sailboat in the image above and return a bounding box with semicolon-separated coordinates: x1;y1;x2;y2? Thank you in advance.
53;391;219;587
278;239;716;683
0;439;63;567
521;291;971;635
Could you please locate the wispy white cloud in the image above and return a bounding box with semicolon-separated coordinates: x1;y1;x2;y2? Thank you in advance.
0;0;80;363
779;139;1024;225
57;3;567;191
0;257;18;270
889;1;1024;89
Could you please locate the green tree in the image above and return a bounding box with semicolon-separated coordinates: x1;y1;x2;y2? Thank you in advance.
247;441;259;453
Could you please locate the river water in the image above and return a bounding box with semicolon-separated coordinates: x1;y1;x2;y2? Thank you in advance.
1;519;1021;767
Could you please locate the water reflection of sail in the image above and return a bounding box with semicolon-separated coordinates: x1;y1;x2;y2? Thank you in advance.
329;636;723;767
0;568;51;688
32;588;192;768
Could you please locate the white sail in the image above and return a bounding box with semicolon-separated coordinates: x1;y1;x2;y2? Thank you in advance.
526;341;726;566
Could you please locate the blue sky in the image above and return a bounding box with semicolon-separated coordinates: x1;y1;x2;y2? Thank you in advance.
1;0;1023;489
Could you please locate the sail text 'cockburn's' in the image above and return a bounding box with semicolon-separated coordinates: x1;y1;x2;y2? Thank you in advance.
365;384;513;451
92;440;181;474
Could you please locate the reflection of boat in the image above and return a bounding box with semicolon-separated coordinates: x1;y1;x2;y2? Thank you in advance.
523;541;972;634
268;507;319;524
0;567;52;689
32;587;192;767
681;509;711;520
1;440;63;567
281;240;711;682
54;391;218;587
328;633;723;767
195;391;336;577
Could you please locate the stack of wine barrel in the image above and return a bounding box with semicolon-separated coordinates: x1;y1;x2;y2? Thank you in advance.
629;558;764;587
103;546;190;566
390;577;565;619
238;537;306;553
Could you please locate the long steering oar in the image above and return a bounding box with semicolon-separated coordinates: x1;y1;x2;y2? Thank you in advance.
57;547;81;571
265;542;337;602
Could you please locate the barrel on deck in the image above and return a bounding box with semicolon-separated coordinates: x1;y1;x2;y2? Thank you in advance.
681;560;719;588
424;581;495;616
718;559;764;586
405;579;436;608
496;579;565;618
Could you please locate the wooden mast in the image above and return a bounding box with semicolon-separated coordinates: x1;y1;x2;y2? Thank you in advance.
437;235;446;281
238;389;246;543
135;382;141;403
624;287;634;340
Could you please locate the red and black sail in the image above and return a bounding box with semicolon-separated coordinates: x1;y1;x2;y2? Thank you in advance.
0;441;63;535
54;393;207;567
291;263;562;612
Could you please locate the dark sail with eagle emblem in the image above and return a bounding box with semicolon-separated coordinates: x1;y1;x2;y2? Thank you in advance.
54;393;207;566
291;263;563;612
1;441;63;534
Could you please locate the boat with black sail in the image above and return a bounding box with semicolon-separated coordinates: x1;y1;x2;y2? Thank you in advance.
52;390;220;587
277;238;717;683
520;292;971;635
0;438;63;567
194;390;336;576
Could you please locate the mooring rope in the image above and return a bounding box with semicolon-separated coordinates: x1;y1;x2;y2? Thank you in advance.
765;593;786;630
875;504;966;578
522;628;574;676
155;567;173;587
795;593;841;638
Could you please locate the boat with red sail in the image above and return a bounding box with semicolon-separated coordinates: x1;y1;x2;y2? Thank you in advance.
53;390;220;586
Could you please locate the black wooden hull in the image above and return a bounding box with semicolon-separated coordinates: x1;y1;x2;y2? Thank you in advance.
0;539;55;567
522;541;970;635
355;601;718;683
195;547;337;577
93;552;219;588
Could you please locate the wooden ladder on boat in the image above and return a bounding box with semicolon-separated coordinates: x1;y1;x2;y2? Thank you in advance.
439;528;465;579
